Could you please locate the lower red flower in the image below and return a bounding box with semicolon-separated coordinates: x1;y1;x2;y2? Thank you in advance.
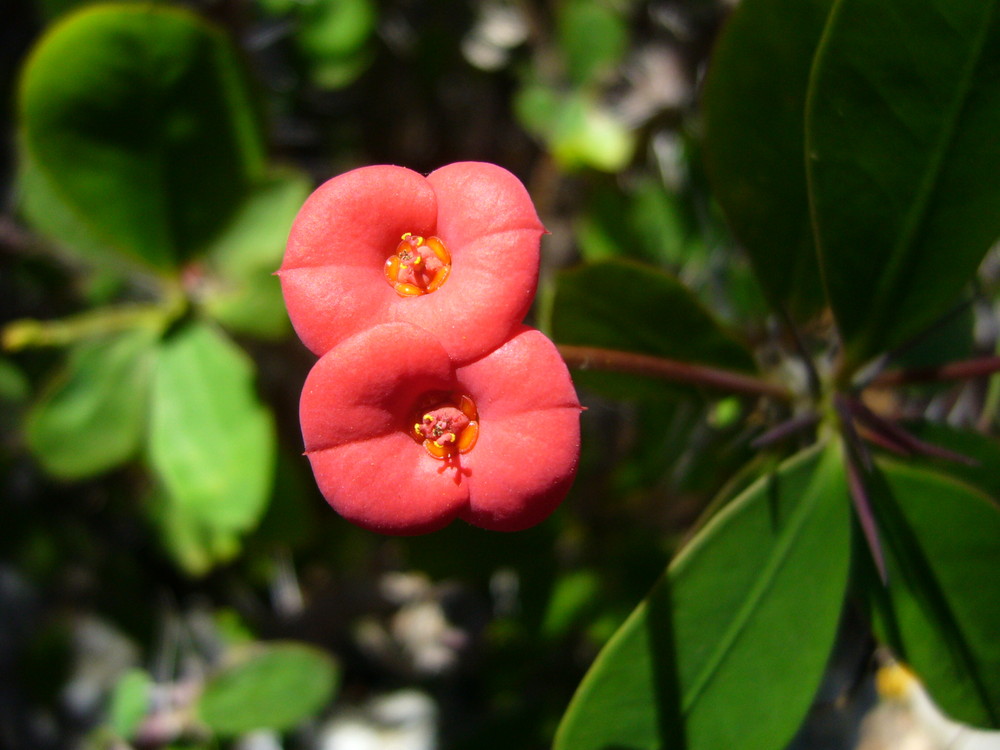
299;322;581;535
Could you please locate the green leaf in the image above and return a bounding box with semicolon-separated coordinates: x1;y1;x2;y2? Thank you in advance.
542;570;603;639
556;0;628;86
107;668;151;738
554;444;851;750
147;485;242;576
294;0;377;89
806;0;1000;367
702;0;834;321
904;422;1000;501
551;260;756;398
576;177;701;267
552;93;635;173
197;642;338;735
16;145;127;269
149;321;275;534
866;460;1000;727
18;4;266;270
296;0;374;56
27;328;157;479
202;169;311;339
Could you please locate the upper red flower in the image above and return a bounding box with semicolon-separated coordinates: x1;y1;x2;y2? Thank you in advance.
299;322;581;535
279;162;545;365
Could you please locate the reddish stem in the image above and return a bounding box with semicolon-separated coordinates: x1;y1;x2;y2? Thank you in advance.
873;355;1000;387
556;345;793;401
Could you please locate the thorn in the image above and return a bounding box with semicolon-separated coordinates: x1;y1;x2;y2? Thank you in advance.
750;412;820;450
834;394;873;471
846;398;979;466
843;444;889;584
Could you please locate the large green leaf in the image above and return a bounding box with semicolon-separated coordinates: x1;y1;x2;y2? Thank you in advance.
18;4;265;270
197;642;338;735
702;0;833;321
806;0;1000;367
551;260;756;398
27;328;157;479
904;422;1000;501
554;444;851;750
866;460;1000;727
149;322;275;535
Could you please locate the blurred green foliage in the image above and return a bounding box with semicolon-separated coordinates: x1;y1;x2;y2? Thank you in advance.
2;0;999;748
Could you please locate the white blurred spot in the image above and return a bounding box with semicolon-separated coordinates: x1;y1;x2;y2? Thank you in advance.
320;690;437;750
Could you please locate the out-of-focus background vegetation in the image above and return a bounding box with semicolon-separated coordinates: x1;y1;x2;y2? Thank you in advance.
1;1;758;748
4;0;1000;748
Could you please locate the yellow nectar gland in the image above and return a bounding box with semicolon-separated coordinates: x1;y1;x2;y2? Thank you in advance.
384;233;451;297
410;393;479;460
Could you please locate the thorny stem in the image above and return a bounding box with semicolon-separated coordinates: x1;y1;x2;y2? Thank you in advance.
834;394;888;583
842;396;978;466
750;412;820;449
557;345;793;402
872;355;1000;387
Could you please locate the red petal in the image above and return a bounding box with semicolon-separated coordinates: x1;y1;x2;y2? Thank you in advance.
460;407;580;531
300;323;470;534
308;433;469;535
457;327;581;531
282;165;436;270
458;326;581;418
279;166;437;356
300;323;453;452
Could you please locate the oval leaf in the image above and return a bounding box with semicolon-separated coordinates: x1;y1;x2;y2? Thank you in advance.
18;4;266;269
554;444;851;750
703;0;834;321
27;328;156;479
866;460;1000;727
147;485;242;577
806;0;1000;366
149;322;275;533
197;642;338;735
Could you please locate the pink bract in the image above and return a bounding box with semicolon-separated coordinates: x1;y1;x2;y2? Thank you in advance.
279;162;545;365
300;322;581;535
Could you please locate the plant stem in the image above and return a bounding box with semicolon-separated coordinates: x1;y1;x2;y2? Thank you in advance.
557;344;793;401
2;300;179;351
872;355;1000;387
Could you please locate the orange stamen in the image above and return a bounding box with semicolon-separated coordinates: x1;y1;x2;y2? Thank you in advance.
409;393;479;460
385;233;452;297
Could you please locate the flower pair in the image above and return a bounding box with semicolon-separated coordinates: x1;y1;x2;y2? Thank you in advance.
279;163;581;534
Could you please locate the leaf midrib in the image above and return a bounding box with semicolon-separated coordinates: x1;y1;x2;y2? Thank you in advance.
863;0;998;353
679;446;838;712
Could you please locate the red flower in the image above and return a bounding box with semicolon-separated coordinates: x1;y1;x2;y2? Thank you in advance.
299;322;581;535
279;162;545;365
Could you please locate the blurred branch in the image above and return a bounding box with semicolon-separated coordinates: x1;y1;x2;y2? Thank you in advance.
872;355;1000;387
557;344;793;401
3;302;174;351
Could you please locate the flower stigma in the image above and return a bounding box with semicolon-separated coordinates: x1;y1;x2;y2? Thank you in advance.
384;233;452;297
410;393;479;460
